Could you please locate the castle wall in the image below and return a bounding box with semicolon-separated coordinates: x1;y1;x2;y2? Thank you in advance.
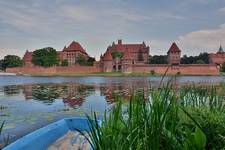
209;53;225;65
6;65;100;75
6;64;220;76
132;64;220;75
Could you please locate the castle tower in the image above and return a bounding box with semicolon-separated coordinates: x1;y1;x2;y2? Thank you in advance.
102;50;113;72
121;49;133;73
167;42;181;65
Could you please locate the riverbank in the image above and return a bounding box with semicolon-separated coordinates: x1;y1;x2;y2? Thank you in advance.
25;72;225;77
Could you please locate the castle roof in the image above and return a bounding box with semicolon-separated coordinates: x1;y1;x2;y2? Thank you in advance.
63;41;87;55
217;45;224;54
167;42;181;54
122;49;132;60
103;51;113;61
108;40;149;53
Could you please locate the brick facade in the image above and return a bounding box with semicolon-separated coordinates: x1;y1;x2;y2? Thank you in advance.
23;41;89;66
8;40;221;76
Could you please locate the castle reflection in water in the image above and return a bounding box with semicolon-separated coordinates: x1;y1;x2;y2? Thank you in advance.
1;80;159;107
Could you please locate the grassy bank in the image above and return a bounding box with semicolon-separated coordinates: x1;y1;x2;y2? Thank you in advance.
80;82;225;150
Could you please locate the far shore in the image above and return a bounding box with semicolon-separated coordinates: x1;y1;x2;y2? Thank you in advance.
11;72;225;77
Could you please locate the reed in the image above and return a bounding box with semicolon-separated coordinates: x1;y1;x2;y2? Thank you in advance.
80;81;225;150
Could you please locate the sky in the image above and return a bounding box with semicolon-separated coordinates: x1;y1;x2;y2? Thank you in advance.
0;0;225;60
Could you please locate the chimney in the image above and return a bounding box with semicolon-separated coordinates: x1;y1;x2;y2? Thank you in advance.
118;39;122;45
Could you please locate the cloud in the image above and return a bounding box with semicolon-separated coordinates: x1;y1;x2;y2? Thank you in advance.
218;7;225;13
178;24;225;55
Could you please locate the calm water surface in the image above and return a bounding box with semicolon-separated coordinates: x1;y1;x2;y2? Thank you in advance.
0;75;224;143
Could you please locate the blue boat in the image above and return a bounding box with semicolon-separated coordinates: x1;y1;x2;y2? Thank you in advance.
3;117;97;150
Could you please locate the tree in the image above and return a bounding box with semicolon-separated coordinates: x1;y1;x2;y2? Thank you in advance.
195;59;205;64
0;59;4;70
181;53;209;64
32;47;58;67
221;62;225;72
149;55;167;64
111;51;123;59
86;57;95;66
61;59;69;66
1;55;23;70
76;54;86;65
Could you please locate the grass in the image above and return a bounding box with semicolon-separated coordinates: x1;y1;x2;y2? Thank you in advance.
78;80;225;150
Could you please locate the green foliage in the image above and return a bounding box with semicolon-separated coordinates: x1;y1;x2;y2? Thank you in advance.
149;55;167;64
76;54;86;65
61;59;68;66
111;51;123;59
75;55;95;66
32;47;58;67
1;55;23;70
150;70;155;75
80;82;225;150
221;62;225;72
0;59;4;70
181;53;209;64
195;59;205;64
86;57;95;66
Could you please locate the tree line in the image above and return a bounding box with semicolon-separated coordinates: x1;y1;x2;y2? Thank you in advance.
149;52;209;64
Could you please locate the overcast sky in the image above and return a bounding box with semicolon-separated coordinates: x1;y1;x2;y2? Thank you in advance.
0;0;225;59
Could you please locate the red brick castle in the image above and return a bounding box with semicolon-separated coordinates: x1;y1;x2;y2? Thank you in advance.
23;41;89;67
6;39;223;75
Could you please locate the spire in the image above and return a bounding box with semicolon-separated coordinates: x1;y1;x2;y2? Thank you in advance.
217;45;224;54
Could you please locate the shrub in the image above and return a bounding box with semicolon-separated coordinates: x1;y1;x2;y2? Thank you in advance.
61;60;68;66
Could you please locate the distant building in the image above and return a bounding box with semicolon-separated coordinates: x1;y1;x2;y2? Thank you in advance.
100;39;150;72
167;42;181;65
209;45;225;65
23;41;90;66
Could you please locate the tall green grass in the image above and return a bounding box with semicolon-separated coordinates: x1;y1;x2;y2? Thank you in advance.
80;81;225;150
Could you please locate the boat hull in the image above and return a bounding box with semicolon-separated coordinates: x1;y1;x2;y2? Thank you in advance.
3;117;94;150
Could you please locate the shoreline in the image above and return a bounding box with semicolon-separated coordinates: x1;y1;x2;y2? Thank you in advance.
22;72;224;77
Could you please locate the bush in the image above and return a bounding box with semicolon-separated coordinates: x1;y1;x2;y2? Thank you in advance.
61;60;68;66
150;70;155;75
221;62;225;72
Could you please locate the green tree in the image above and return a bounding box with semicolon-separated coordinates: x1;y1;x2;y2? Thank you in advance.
111;51;123;59
221;62;225;72
32;47;58;67
181;53;209;64
76;54;86;65
195;59;205;64
86;57;95;66
149;55;167;64
0;59;4;70
61;59;69;66
1;55;23;70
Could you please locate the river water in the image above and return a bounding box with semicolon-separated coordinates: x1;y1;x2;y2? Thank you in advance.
0;75;224;143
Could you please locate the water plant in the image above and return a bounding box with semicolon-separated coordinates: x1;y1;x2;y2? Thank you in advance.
0;121;10;150
80;81;225;150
